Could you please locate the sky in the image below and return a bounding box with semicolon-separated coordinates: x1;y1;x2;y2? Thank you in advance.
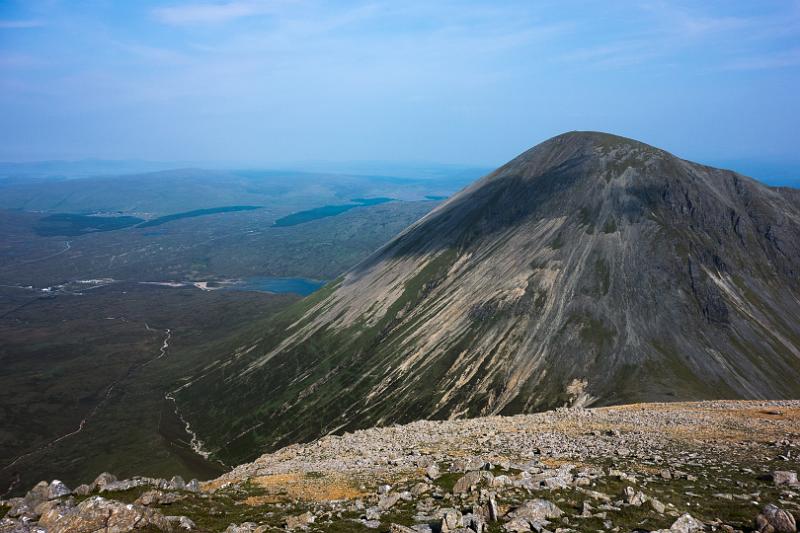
1;0;799;170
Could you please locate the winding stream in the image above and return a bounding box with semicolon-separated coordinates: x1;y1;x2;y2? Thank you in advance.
157;330;220;464
163;392;216;462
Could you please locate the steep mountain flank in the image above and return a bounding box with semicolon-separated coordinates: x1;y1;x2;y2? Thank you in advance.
178;131;800;465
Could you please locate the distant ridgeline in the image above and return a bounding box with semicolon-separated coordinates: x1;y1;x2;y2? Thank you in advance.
34;206;262;237
272;198;393;227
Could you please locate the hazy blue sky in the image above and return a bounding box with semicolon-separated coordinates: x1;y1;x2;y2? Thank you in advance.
1;0;799;167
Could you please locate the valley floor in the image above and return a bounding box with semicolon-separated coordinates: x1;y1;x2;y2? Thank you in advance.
2;400;799;532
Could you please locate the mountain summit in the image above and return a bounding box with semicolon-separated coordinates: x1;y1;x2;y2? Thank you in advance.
179;131;800;464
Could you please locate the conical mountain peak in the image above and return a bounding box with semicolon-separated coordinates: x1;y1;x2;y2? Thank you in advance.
549;130;650;147
486;131;667;186
177;133;800;465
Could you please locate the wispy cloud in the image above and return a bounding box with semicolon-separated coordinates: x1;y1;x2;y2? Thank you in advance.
725;48;800;70
641;4;749;37
152;1;288;25
556;39;661;69
0;19;45;29
553;1;800;71
115;42;193;66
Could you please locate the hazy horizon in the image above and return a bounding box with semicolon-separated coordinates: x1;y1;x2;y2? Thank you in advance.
1;150;799;187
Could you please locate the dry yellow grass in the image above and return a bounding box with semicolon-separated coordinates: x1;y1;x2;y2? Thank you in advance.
725;406;800;422
600;403;800;442
200;478;232;492
493;402;800;444
249;472;366;504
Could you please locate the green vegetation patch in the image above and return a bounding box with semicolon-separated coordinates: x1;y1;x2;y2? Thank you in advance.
562;311;617;351
137;205;262;228
595;257;610;295
550;233;564;249
34;213;144;236
431;472;462;493
273;198;393;227
33;205;264;236
151;483;286;531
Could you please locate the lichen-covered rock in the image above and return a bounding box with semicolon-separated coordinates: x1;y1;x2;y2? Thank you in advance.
165;516;196;531
487;494;499;522
0;516;47;533
91;472;118;491
512;499;563;522
73;484;93;496
33;499;67;520
502;517;531;532
285;512;315;530
623;486;648;506
37;501;76;529
756;504;797;533
411;482;431;496
100;478;149;493
463;513;486;533
25;482;49;503
46;480;71;500
135;490;181;507
5;498;35;520
438;508;463;533
649;498;666;514
663;513;704;533
453;471;492;494
42;496;173;532
772;472;798;487
378;492;401;510
224;523;262;533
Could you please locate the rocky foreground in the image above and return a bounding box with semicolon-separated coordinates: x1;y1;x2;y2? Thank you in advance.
2;400;799;533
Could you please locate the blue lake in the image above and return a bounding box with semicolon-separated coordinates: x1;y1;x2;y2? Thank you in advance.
228;277;326;296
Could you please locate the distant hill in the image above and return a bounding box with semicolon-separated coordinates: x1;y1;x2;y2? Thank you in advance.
0;159;186;179
176;131;800;465
0;168;465;216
